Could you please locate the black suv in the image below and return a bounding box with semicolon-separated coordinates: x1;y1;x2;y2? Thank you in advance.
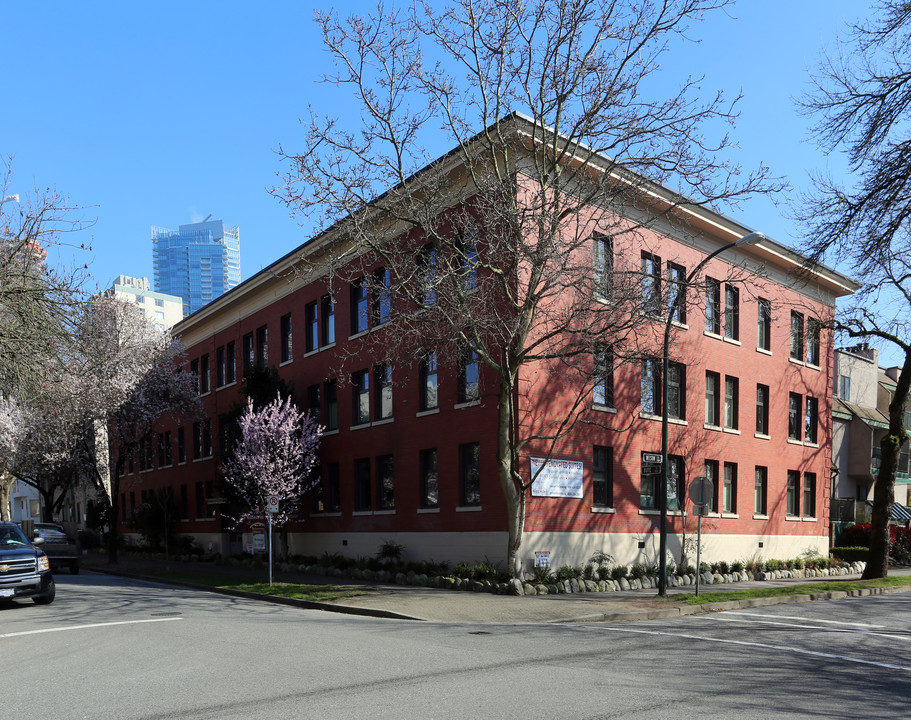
0;522;56;605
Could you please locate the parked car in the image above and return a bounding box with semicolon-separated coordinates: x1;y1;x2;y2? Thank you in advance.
31;522;81;574
0;522;56;605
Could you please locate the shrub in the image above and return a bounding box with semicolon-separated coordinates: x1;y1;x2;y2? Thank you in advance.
837;523;871;548
839;524;910;561
699;562;710;574
532;565;554;584
472;562;499;581
377;539;405;562
596;565;613;582
717;561;730;575
629;563;646;579
890;526;911;555
554;564;582;581
453;562;473;579
424;560;450;576
730;561;744;573
78;530;102;549
175;535;202;556
319;551;344;567
610;565;628;581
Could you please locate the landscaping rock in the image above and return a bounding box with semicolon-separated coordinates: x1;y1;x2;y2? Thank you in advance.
547;583;560;595
523;583;536;595
570;578;581;593
584;579;598;592
535;584;548;595
619;577;630;591
508;578;524;596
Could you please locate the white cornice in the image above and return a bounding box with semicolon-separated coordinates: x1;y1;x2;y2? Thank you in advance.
174;112;859;340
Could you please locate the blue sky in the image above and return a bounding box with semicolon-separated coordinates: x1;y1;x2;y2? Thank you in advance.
1;1;881;348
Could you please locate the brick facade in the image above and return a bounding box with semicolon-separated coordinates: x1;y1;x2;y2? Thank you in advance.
116;141;857;572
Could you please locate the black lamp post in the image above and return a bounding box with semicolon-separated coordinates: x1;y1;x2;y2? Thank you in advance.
657;231;766;596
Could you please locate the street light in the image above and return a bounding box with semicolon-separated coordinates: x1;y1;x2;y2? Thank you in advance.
657;230;766;596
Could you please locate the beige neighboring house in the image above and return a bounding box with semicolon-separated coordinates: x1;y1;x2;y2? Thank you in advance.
9;475;41;523
831;344;911;528
103;275;184;331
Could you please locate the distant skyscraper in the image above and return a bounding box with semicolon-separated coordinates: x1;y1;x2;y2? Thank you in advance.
152;218;241;316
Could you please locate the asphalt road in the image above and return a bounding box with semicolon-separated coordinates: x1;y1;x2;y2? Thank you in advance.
3;572;910;719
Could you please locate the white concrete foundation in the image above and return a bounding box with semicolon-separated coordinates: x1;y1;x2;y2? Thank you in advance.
520;531;829;575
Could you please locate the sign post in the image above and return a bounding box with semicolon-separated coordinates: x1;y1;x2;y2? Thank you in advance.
266;495;279;587
688;476;713;597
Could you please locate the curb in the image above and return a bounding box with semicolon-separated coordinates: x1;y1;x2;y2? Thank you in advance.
555;582;911;623
84;565;911;625
84;566;426;622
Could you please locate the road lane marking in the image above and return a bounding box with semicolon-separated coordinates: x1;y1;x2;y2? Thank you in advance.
721;611;885;627
0;617;183;638
692;613;911;642
590;625;911;671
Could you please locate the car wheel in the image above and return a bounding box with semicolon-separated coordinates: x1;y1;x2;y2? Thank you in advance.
33;580;56;605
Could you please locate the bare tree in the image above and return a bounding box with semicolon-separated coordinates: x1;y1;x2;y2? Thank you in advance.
0;162;89;522
275;0;774;576
0;160;89;397
799;0;911;579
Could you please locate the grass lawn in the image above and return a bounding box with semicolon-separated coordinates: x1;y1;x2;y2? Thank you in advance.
131;569;366;602
675;574;911;605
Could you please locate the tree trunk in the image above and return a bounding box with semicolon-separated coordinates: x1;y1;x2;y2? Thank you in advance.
496;381;524;578
106;473;120;564
863;354;911;580
41;487;56;522
863;433;900;579
0;471;12;521
106;495;119;564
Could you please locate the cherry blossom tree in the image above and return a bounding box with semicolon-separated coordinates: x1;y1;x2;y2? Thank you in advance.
0;395;23;521
9;395;80;523
222;393;322;529
67;297;203;562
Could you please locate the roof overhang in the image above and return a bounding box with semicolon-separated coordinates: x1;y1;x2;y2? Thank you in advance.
173;112;860;342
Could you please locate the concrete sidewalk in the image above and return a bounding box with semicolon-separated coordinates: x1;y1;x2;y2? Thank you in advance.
83;556;911;624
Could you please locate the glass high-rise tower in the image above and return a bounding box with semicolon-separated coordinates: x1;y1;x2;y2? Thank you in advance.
152;218;241;316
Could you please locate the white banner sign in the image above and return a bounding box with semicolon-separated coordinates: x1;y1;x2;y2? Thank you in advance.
530;457;584;499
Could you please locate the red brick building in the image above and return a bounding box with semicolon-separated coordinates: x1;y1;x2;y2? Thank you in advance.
117;132;857;572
